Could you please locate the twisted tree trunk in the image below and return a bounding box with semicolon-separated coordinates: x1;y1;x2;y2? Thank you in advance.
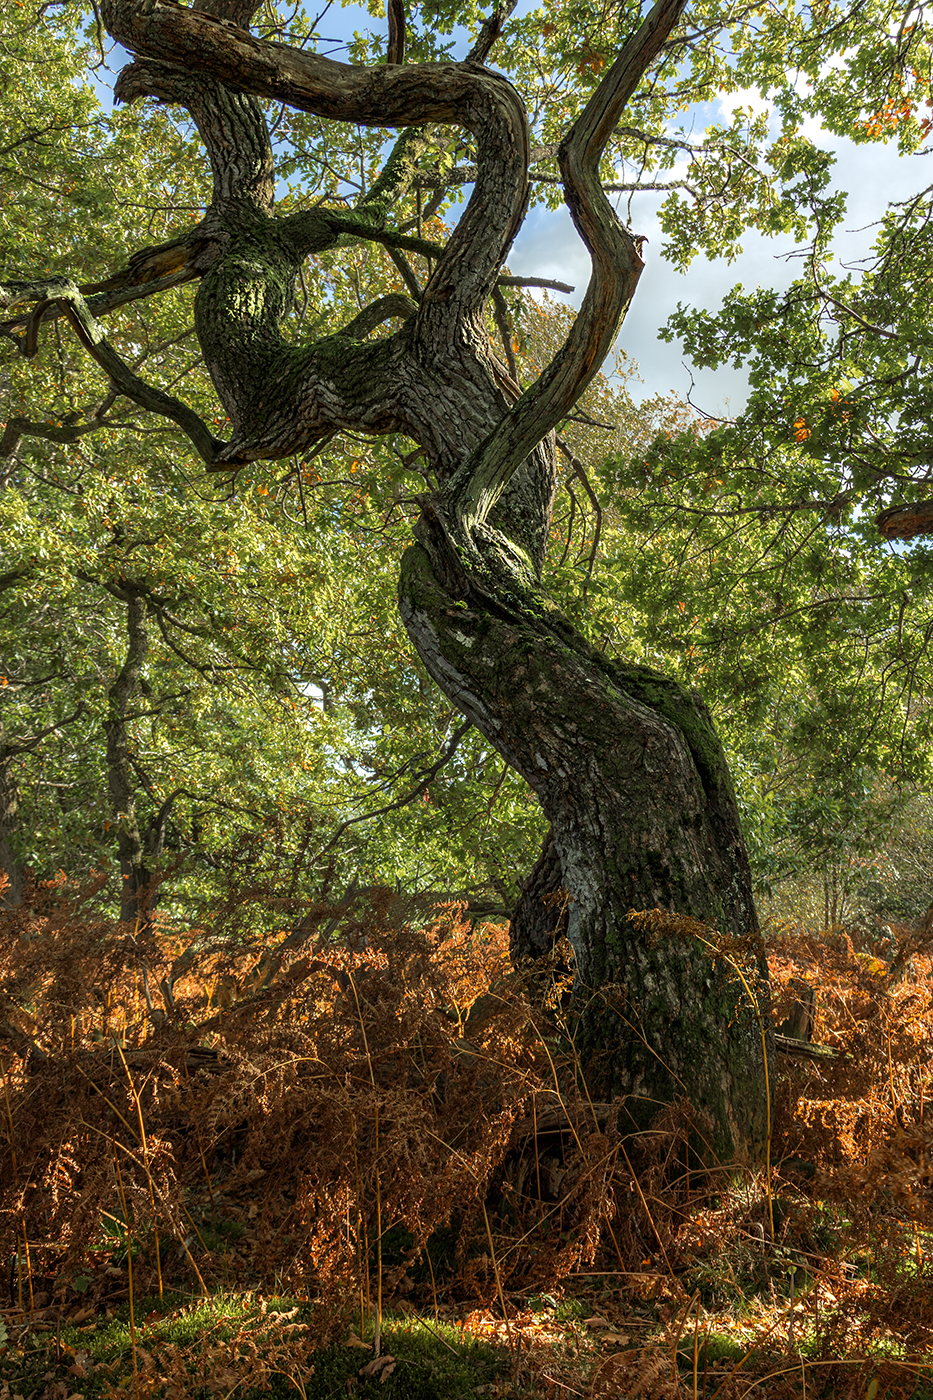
399;522;768;1162
5;0;772;1163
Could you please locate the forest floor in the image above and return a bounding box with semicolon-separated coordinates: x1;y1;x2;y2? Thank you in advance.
2;882;932;1399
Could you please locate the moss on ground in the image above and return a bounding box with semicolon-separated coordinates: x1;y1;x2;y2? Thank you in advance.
5;1294;511;1400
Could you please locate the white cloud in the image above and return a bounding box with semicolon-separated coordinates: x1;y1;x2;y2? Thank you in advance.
715;86;774;124
509;134;929;415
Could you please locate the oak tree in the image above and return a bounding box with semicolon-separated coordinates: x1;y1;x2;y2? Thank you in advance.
9;0;920;1156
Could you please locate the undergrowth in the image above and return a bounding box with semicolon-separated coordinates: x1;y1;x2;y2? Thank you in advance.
1;872;933;1397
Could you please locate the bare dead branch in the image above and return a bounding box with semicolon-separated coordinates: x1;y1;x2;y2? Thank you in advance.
386;0;405;65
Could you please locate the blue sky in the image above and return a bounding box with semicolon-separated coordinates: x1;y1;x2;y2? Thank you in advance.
317;0;932;412
507;132;930;414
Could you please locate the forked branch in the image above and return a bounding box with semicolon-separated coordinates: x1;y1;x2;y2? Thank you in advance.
443;0;688;538
0;278;221;463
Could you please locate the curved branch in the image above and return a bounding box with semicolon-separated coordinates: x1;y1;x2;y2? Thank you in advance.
443;0;687;536
2;705;86;757
339;292;417;340
114;57;274;212
0;263;206;350
878;500;933;540
100;0;530;329
2;278;222;464
0;411;110;458
316;719;473;857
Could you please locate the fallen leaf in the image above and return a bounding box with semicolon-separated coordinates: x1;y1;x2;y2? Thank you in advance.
359;1354;396;1381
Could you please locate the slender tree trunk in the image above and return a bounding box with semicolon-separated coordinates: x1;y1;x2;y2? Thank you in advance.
105;592;152;926
0;746;24;908
400;533;771;1165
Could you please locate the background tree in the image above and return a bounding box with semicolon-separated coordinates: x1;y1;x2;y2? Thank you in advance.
615;162;933;925
0;0;554;923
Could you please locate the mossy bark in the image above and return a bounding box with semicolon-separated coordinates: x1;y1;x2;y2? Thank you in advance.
400;537;771;1166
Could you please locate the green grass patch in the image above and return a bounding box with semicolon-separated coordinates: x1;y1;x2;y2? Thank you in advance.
674;1331;747;1369
5;1292;512;1400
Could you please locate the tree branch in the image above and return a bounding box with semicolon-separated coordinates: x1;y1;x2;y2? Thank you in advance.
114;56;274;212
492;285;519;385
442;0;687;536
100;0;531;330
0;252;210;340
339;292;417;340
465;1;518;64
878;500;933;541
1;705;86;757
386;0;405;65
498;274;574;294
1;278;222;464
316;720;473;857
0;410;120;459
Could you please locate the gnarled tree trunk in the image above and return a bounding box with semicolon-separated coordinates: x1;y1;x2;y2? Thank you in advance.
5;0;772;1163
399;525;769;1163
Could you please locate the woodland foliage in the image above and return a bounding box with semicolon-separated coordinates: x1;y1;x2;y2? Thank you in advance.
2;0;933;1388
0;0;931;933
3;874;933;1397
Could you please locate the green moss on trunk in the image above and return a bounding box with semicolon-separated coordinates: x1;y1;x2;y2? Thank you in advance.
399;541;772;1166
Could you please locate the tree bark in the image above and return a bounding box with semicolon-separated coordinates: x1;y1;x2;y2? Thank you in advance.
399;529;769;1164
0;746;24;908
